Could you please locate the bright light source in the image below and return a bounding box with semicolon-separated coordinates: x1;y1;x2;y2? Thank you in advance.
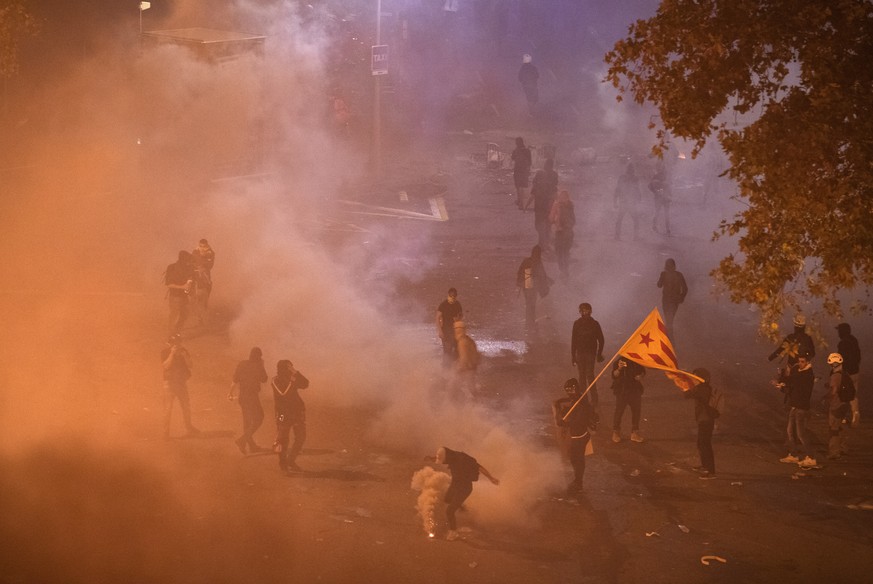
139;2;151;11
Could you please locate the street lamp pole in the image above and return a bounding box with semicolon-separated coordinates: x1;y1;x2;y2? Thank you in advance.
373;0;382;177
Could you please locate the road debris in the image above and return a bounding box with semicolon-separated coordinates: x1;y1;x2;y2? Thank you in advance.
701;555;727;566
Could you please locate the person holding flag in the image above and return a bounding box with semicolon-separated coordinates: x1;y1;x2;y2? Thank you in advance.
563;307;703;425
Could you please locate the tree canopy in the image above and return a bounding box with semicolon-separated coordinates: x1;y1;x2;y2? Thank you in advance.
0;0;39;80
605;0;873;339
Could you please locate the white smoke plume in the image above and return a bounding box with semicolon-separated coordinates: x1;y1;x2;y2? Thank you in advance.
410;466;451;537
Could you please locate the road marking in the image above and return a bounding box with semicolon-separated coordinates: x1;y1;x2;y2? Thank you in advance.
339;197;448;221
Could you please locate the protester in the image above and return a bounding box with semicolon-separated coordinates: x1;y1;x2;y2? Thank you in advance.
657;258;688;336
611;357;646;443
452;320;480;399
271;360;310;473
160;333;200;439
614;163;642;240
518;53;539;114
553;378;596;494
571;303;605;408
549;189;576;279
426;447;499;541
516;245;552;331
775;354;816;468
648;165;672;235
164;251;194;334
511;137;532;209
528;158;559;251
684;368;717;479
228;347;268;455
436;288;463;364
768;314;815;366
824;353;855;460
836;322;861;427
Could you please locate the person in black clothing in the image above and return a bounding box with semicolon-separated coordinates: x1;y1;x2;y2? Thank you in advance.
571;303;605;407
271;360;310;473
553;378;596;494
436;288;463;364
511;137;532;209
657;258;688;337
427;446;499;541
164;251;194;334
518;53;539;114
527;158;559;251
836;322;861;425
685;368;717;479
160;333;199;439
228;347;268;454
611;357;646;443
774;354;817;467
768;314;815;366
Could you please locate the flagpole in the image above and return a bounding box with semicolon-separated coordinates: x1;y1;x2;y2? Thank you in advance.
562;347;624;422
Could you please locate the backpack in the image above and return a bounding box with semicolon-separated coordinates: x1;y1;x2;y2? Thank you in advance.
837;373;856;403
707;386;723;419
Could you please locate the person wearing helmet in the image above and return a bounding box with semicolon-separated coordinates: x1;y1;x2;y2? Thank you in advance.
768;314;815;366
825;353;854;460
552;378;596;494
836;323;861;427
160;333;200;439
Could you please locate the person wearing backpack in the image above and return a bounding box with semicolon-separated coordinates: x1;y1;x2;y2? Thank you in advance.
825;353;855;460
684;368;717;479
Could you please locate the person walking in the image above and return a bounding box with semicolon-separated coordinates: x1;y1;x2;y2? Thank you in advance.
518;53;539;114
160;333;200;439
684;368;717;479
571;303;605;408
511;137;532;209
528;158;559;252
614;163;642;240
549;189;576;279
648;165;672;235
516;245;552;331
552;378;596;494
271;360;310;473
452;320;480;399
436;288;463;364
228;347;268;454
611;356;646;443
427;446;499;541
657;258;688;337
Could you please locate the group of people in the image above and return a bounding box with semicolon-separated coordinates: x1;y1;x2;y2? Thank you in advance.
163;238;215;333
161;333;312;474
770;316;862;467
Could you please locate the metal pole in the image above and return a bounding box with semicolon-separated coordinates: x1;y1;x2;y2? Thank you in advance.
373;0;382;177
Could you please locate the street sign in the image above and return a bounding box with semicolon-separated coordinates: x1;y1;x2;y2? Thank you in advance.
371;45;388;76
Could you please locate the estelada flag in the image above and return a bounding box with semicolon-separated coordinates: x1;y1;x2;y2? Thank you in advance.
618;308;704;391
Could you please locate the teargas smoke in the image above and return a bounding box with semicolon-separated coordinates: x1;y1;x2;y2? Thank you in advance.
411;466;451;537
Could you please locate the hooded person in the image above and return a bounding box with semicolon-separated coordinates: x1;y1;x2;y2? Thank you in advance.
657;258;688;336
836;322;861;426
271;360;310;473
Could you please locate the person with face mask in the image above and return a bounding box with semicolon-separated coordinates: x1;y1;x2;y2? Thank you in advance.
768;314;815;366
553;378;596;494
271;360;310;473
436;287;463;364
